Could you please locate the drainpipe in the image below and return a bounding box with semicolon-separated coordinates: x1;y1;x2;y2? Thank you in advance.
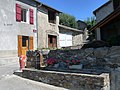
36;3;42;50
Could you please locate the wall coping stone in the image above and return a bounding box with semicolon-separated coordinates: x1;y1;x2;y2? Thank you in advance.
23;68;108;77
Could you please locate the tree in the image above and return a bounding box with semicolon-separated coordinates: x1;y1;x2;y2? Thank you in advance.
84;16;96;29
84;16;96;41
59;13;78;29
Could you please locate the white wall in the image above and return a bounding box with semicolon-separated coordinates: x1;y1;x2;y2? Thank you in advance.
0;0;37;57
59;33;73;47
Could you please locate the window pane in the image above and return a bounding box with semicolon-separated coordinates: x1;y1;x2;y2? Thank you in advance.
22;36;26;47
21;8;26;22
23;9;26;22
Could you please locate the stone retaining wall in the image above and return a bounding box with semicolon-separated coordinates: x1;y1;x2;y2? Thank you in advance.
22;69;110;90
47;46;120;69
24;46;120;90
46;46;120;90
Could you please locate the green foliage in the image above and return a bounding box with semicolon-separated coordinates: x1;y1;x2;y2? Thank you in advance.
84;16;96;29
59;13;78;29
84;16;96;41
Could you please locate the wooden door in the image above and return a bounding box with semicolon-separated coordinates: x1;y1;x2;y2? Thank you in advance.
21;36;29;56
18;36;34;56
53;36;57;48
48;35;57;48
48;35;52;48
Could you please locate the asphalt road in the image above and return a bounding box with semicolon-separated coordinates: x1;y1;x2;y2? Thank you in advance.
0;62;68;90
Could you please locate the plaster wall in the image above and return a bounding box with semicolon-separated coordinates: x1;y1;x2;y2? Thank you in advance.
0;0;37;57
37;6;59;49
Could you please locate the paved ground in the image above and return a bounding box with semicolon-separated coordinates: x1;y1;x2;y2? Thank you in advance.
0;62;19;78
0;62;68;90
0;75;68;90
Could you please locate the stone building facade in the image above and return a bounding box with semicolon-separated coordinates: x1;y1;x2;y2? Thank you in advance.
37;5;60;49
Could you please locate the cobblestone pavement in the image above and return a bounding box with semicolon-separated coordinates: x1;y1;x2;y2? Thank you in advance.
0;62;68;90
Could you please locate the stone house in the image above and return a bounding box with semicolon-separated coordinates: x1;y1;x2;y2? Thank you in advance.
91;0;120;41
0;0;37;64
37;3;60;49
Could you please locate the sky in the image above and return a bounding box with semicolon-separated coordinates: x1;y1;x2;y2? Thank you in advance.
39;0;109;21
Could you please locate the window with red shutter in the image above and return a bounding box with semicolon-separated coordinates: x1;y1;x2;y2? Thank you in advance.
16;4;21;22
30;9;34;24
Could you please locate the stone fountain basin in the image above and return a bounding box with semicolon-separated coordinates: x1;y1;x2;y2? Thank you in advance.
20;68;110;90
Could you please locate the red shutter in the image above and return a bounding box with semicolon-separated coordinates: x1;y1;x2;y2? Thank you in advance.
30;9;34;24
16;4;21;22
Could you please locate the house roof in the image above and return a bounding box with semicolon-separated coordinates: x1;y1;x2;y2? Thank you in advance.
59;25;83;33
93;1;112;15
90;7;120;31
34;0;61;13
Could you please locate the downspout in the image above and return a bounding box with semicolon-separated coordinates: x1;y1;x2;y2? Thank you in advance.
36;3;42;50
36;5;38;50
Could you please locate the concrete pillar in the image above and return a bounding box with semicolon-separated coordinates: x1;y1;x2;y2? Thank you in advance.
96;28;101;40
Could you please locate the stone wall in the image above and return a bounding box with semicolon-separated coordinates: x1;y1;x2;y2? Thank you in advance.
22;46;120;90
46;46;120;90
73;34;83;46
48;46;120;68
22;69;110;90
